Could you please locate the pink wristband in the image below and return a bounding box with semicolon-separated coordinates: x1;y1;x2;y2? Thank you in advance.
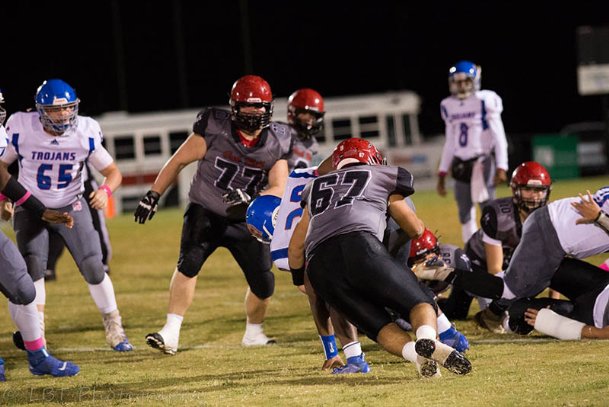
0;193;6;202
99;185;112;197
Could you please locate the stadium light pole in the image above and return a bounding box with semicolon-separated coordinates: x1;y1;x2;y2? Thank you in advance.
111;0;128;111
173;0;189;108
239;0;254;74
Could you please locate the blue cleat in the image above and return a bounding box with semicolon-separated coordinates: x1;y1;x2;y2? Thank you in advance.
113;340;133;352
0;357;5;382
28;349;80;377
332;353;371;374
439;326;470;353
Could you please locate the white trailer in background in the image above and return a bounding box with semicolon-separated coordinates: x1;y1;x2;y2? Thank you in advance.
96;90;443;214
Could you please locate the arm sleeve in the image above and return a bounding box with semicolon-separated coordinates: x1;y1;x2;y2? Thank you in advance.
192;108;212;138
392;167;415;197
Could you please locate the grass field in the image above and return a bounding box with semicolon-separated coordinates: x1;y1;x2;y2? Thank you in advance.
1;176;609;406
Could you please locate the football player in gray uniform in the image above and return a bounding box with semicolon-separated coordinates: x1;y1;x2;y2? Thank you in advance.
136;75;291;355
442;162;552;326
285;88;323;171
289;138;472;378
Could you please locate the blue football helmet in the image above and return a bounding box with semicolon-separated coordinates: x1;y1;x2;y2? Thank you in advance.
448;60;478;99
246;195;281;244
0;89;6;125
35;79;80;133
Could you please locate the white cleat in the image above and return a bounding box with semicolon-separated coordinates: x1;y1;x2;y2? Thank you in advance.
145;332;178;355
241;332;277;347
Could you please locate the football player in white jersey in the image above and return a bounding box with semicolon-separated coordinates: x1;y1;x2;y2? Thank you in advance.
436;61;509;244
1;79;132;352
419;186;609;333
0;89;79;379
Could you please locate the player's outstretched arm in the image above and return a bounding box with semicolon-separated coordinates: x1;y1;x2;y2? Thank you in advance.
388;194;424;239
134;134;206;224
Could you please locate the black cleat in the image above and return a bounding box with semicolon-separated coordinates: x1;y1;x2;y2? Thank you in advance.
145;332;177;355
415;338;471;375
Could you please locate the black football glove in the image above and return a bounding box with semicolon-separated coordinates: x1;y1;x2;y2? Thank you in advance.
222;188;252;207
134;190;161;224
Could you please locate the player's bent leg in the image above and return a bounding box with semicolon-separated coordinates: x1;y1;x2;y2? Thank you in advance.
242;289;276;346
147;269;194;355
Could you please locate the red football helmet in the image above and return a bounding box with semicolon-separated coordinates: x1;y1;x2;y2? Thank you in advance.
331;138;385;170
408;229;440;265
229;75;273;133
510;161;552;213
287;88;325;140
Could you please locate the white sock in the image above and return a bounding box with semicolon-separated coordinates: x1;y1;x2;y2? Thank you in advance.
461;214;477;243
8;302;41;341
476;297;492;310
244;322;263;337
436;313;452;334
33;278;46;306
342;341;362;359
416;325;437;340
501;282;517;300
401;341;418;363
159;313;183;342
88;274;118;314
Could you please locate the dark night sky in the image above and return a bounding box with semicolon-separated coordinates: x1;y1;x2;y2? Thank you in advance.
2;1;609;137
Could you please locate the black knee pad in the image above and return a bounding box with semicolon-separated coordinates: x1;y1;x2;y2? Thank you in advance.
247;269;275;299
177;246;206;278
81;254;106;284
9;273;36;305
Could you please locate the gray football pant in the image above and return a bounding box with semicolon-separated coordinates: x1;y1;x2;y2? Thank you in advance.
502;205;566;300
454;157;497;224
13;197;105;284
0;231;36;304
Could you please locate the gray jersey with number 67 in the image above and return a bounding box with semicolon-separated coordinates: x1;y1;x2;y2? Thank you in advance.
188;108;292;218
302;164;415;257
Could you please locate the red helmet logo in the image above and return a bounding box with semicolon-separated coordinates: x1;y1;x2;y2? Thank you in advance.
230;75;273;104
331;138;385;170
